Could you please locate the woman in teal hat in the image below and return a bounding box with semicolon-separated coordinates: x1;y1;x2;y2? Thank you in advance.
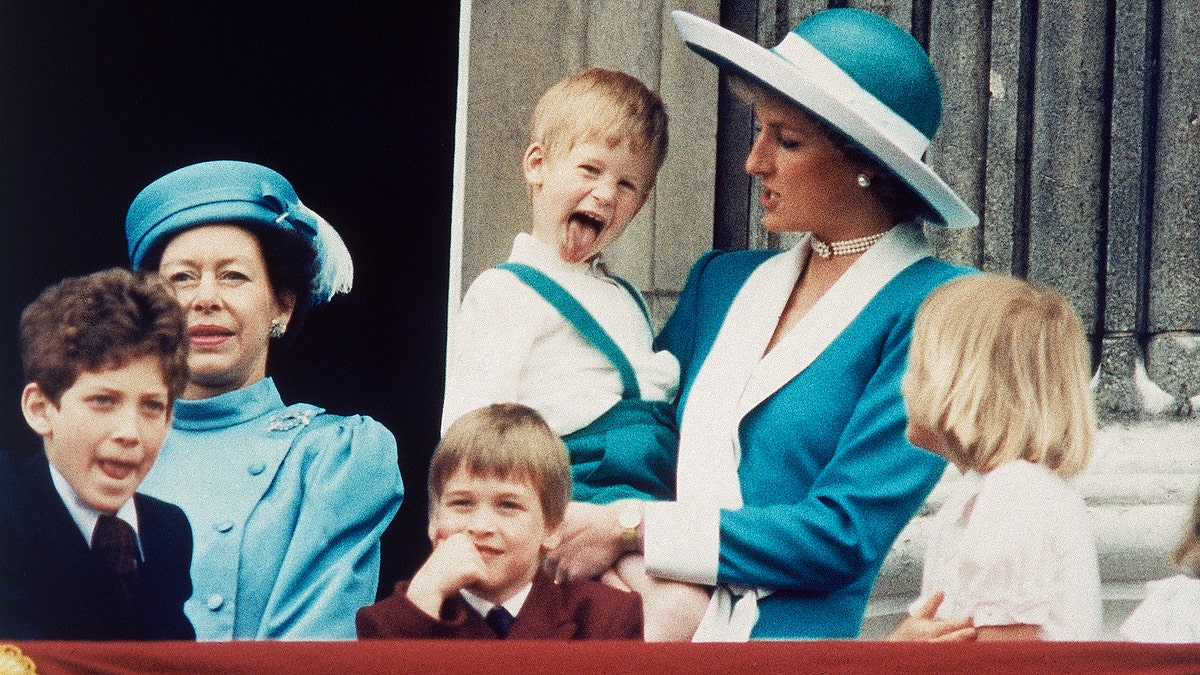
124;160;404;640
549;9;978;640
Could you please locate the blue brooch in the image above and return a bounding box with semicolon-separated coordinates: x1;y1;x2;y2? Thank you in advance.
267;409;313;432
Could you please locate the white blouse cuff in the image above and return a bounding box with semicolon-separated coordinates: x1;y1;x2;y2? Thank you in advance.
642;501;720;585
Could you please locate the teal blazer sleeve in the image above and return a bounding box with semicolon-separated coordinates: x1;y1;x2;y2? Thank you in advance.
659;250;972;638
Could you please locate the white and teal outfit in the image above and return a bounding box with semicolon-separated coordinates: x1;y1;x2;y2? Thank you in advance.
643;224;974;639
139;377;404;640
442;233;680;503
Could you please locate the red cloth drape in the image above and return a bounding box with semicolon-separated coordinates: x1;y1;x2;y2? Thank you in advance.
7;639;1200;675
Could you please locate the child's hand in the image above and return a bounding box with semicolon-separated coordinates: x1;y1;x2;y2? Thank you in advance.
887;591;977;642
405;532;486;619
600;568;632;592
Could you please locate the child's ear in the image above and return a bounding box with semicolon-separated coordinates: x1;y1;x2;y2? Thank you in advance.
540;521;563;552
20;383;54;438
522;143;546;190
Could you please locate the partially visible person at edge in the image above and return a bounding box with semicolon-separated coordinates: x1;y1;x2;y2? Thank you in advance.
124;160;404;640
547;8;979;640
1121;479;1200;642
0;268;194;640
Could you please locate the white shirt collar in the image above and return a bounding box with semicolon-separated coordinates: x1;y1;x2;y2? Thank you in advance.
511;232;611;280
459;582;534;619
48;461;142;557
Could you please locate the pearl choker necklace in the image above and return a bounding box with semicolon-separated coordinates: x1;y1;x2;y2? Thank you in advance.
808;231;887;258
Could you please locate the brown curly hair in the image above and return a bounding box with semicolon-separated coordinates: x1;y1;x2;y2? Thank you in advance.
21;267;189;403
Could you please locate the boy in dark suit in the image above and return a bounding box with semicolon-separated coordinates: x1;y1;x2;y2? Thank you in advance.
0;267;194;640
357;403;642;639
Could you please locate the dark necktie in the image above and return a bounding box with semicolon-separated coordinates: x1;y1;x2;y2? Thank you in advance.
93;514;142;606
485;606;515;638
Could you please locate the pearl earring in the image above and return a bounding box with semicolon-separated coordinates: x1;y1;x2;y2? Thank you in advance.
269;319;287;339
856;173;872;188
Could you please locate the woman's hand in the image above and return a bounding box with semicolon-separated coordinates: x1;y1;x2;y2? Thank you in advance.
975;624;1041;641
887;591;976;642
545;501;631;582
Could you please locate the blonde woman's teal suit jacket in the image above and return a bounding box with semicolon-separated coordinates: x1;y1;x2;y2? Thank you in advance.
654;233;973;639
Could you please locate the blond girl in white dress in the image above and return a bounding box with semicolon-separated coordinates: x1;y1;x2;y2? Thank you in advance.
890;274;1102;641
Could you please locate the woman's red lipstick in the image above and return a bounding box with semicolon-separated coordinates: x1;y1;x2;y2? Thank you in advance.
189;324;233;347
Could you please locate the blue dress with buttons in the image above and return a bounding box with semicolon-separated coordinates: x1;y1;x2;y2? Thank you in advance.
138;378;404;640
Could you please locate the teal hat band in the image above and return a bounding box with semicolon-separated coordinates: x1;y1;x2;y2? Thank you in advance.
795;8;941;139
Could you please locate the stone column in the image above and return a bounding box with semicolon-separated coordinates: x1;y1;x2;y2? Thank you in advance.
1143;0;1200;418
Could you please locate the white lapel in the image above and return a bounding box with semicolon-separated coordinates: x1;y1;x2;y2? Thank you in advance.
678;223;930;642
736;223;930;418
674;224;930;507
675;244;806;506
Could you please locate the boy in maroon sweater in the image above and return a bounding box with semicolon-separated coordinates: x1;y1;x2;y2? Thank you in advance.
357;403;641;639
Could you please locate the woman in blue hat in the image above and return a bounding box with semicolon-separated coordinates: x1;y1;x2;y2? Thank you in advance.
124;160;404;640
550;9;978;640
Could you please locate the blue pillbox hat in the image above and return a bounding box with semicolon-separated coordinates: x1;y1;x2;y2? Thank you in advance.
125;160;353;303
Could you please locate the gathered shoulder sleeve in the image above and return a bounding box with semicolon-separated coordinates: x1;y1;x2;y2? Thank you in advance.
913;465;1100;639
442;269;546;434
944;489;1061;629
255;414;403;639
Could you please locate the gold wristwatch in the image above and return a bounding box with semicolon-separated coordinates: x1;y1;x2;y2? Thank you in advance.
618;504;642;551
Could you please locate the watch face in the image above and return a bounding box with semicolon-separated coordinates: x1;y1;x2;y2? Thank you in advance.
619;507;641;529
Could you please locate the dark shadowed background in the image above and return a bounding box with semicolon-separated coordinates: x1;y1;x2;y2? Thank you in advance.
0;2;461;590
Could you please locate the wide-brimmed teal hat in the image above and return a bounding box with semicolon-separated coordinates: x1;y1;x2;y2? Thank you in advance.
125;160;353;304
673;9;977;229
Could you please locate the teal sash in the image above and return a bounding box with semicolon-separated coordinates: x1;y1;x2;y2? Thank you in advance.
498;262;677;503
497;262;647;399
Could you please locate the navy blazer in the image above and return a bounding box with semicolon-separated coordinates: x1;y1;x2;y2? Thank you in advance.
0;451;195;640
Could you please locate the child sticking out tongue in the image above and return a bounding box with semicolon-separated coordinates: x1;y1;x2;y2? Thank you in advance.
560;211;604;263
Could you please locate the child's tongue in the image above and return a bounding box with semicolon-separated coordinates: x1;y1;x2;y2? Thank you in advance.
561;216;599;263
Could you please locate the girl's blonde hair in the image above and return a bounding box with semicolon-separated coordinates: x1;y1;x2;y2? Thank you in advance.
529;68;668;180
903;274;1095;477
